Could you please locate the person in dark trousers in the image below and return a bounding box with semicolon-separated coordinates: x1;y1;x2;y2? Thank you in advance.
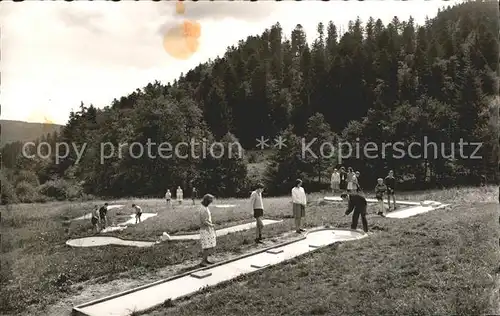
192;187;198;205
132;204;142;224
341;193;368;233
340;167;347;192
99;203;108;228
384;170;397;210
91;206;100;233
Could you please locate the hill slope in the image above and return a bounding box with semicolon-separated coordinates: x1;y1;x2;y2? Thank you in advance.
0;120;63;147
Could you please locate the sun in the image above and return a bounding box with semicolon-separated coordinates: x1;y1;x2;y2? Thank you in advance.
163;1;201;60
176;1;185;14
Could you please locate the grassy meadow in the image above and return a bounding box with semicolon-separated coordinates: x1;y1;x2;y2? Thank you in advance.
0;186;498;315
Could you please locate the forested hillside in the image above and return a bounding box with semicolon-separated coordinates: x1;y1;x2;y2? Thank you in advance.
1;0;498;202
0;120;62;146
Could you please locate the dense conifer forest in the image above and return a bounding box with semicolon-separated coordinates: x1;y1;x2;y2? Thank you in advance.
1;0;498;201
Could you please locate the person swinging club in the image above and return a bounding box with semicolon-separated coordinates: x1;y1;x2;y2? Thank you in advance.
341;192;369;233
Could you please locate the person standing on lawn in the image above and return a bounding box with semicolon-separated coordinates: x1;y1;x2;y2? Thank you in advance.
340;166;347;192
331;169;340;194
292;179;307;233
99;203;108;228
176;186;183;205
346;167;355;193
165;189;172;208
384;170;397;210
374;178;387;216
341;193;369;233
192;187;198;205
355;171;362;192
91;206;100;233
199;194;216;266
250;183;265;244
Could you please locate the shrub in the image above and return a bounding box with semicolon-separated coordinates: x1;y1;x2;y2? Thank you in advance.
80;193;97;201
247;152;258;164
14;170;40;187
66;183;84;201
38;178;83;201
1;173;18;204
15;181;43;203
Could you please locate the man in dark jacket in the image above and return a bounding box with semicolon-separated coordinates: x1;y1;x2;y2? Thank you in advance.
384;170;397;210
341;193;368;233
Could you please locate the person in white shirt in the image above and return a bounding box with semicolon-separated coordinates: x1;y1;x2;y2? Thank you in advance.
176;186;183;205
331;169;340;193
132;204;142;224
249;183;265;243
292;179;307;233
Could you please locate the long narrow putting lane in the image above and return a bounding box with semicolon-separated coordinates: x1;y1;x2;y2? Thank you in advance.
385;203;449;218
66;219;282;247
73;229;366;316
324;196;421;205
324;197;450;218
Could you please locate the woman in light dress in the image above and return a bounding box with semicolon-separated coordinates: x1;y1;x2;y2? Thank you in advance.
346;167;355;192
199;194;216;266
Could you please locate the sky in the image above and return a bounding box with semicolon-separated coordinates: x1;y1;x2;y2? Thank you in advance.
1;0;464;125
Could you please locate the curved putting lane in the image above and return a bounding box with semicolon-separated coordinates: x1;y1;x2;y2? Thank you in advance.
73;229;366;316
66;237;156;248
67;219;283;247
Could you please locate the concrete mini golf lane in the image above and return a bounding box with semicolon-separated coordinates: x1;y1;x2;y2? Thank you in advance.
385;203;450;218
99;213;158;233
66;237;156;248
73;228;366;316
324;196;421;205
324;196;450;219
66;219;282;247
167;219;282;240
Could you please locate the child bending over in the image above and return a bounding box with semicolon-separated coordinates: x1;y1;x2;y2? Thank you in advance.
132;204;142;224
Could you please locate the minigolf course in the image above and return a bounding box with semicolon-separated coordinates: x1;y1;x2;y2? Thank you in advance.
72;228;366;316
72;197;451;315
